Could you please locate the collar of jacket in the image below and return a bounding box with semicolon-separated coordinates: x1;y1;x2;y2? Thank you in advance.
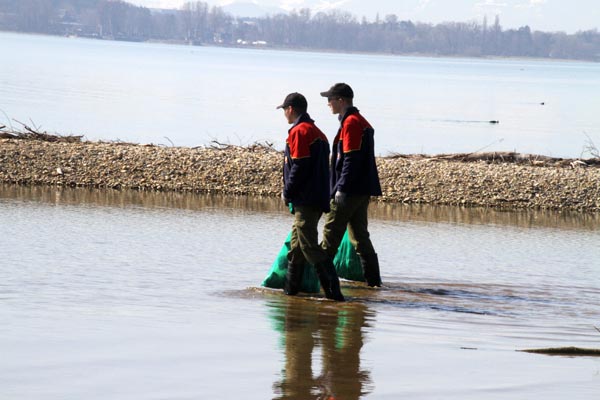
290;113;314;130
338;106;359;126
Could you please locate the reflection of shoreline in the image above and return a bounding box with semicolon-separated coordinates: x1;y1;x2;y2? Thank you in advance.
268;299;374;400
2;184;598;231
370;202;600;231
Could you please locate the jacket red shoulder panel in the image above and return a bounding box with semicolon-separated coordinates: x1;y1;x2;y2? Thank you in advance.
341;113;371;153
287;122;327;159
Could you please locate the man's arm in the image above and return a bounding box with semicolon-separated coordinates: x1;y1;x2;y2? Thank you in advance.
283;129;311;200
336;118;364;194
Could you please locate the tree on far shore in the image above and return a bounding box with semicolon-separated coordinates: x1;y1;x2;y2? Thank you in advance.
0;0;598;61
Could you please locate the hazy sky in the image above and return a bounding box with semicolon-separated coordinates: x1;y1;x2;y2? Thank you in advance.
130;0;599;33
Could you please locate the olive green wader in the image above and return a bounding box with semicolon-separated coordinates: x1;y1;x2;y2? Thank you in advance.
288;205;345;301
321;195;382;287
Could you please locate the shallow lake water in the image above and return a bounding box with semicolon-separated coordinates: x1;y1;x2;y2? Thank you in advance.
2;32;600;157
1;185;599;399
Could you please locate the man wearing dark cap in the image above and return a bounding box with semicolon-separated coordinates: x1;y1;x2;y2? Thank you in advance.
319;83;383;287
278;92;345;301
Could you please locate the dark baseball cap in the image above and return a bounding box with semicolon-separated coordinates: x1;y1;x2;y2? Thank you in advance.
276;92;307;110
320;83;354;99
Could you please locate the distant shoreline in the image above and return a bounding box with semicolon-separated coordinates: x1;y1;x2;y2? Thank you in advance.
1;30;598;64
1;138;598;213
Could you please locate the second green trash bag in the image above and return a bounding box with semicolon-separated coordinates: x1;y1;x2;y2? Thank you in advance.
332;230;365;282
261;230;364;293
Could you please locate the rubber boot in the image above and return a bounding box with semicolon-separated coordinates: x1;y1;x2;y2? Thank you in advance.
284;262;304;295
359;253;382;287
315;259;345;301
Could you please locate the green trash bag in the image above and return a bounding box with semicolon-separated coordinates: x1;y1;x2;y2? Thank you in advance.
333;231;365;282
261;231;321;293
261;230;365;293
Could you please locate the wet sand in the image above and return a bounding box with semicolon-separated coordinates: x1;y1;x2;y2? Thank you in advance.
1;138;599;212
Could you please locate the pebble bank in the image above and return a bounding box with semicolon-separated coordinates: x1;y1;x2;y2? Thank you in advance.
1;139;599;212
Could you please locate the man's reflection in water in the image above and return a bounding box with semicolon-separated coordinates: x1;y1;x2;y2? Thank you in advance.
269;299;374;399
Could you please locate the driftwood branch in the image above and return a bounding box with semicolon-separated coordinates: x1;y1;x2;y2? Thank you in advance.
209;139;231;149
0;118;83;143
164;136;175;147
582;132;600;158
209;139;277;152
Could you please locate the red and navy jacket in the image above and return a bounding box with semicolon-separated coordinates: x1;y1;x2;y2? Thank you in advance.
331;107;382;197
283;113;331;212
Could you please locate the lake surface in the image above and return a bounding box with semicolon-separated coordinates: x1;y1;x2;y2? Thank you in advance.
1;32;600;158
1;184;599;399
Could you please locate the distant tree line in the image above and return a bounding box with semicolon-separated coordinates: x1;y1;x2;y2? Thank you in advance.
1;0;599;61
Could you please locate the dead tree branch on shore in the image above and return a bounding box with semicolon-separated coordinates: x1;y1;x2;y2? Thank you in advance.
208;139;277;152
582;132;599;159
0;119;83;143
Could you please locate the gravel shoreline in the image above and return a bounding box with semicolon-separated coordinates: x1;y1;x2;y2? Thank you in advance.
1;139;599;212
